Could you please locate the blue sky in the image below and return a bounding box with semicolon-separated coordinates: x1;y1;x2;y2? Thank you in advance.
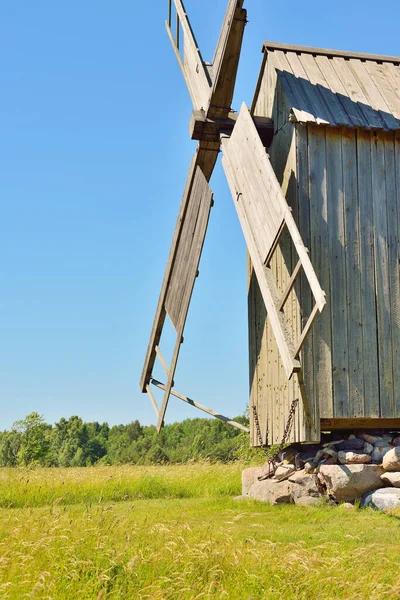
1;0;400;430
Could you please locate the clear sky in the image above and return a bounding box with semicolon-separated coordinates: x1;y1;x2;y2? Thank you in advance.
1;0;400;430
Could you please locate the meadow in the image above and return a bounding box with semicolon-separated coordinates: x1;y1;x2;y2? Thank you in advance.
0;463;399;599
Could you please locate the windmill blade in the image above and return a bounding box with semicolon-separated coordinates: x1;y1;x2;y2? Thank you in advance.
166;0;247;119
166;0;212;110
140;153;213;431
207;0;247;119
221;103;326;379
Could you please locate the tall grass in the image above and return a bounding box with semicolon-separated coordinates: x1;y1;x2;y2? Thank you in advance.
0;464;399;599
0;462;242;508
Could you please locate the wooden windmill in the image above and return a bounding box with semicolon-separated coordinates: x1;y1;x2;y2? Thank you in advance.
140;0;400;446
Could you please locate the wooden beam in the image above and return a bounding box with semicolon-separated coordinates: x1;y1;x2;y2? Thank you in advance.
146;384;160;417
208;1;247;119
155;345;171;380
139;156;197;391
151;378;250;433
262;41;400;65
165;0;211;110
294;304;319;357
321;418;400;431
279;258;302;310
189;109;274;146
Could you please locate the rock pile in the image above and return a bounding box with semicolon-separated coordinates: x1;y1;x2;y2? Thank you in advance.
242;433;400;511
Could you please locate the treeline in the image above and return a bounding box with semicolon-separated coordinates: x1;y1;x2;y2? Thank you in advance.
0;412;250;467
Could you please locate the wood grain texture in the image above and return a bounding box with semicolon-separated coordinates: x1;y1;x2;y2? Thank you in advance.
342;128;364;417
247;122;320;444
371;132;394;417
262;41;400;65
357;130;379;417
166;0;211;110
139;156;197;392
208;0;246;119
325;128;349;416
258;45;400;130
308;125;333;419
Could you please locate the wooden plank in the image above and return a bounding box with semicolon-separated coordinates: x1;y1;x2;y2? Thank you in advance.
314;55;367;128
269;51;317;124
231;104;326;311
166;0;211;110
196;140;220;182
308;125;333;419
296;125;318;439
331;57;384;129
247;254;258;446
284;51;331;125
371;131;394;417
156;334;183;431
146;384;160;418
395;133;400;416
155;346;170;380
222;134;300;377
279;258;302;310
357;130;379;417
325;128;349;417
165;168;201;327
139;156;197;391
365;62;400;121
348;59;399;130
342;128;364;417
298;53;352;126
151;379;250;433
175;178;213;332
321;418;400;431
262;42;400;65
384;134;400;417
208;0;246;119
294;304;319;357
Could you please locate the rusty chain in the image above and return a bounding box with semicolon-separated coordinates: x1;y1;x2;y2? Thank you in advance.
252;397;299;480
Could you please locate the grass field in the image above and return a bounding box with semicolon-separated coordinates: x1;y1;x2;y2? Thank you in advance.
0;464;400;599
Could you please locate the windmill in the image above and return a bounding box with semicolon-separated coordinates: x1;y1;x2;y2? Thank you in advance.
139;0;325;439
140;0;400;445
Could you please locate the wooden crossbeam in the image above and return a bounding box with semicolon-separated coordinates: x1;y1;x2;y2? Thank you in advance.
294;304;319;357
146;384;160;417
155;345;171;380
151;378;250;433
279;258;302;311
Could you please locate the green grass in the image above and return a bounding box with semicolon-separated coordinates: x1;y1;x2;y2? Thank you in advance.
0;464;399;599
0;463;242;508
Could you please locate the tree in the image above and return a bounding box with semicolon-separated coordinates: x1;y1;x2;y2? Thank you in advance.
12;412;50;466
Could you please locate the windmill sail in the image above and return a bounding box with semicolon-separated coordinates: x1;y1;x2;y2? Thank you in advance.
139;157;213;430
221;103;326;379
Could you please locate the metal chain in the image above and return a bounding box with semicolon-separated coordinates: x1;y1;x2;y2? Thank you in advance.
252;397;299;480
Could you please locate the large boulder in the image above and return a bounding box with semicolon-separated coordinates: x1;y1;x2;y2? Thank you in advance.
289;470;320;502
242;465;271;496
245;479;293;504
361;487;400;511
318;464;384;502
381;472;400;488
382;447;400;471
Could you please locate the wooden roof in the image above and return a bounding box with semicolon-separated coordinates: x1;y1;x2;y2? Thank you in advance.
261;41;400;129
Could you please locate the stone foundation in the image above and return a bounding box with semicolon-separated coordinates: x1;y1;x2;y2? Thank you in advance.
242;433;400;510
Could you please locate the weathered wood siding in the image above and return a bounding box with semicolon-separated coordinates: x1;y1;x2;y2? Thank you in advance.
249;71;320;445
300;126;400;420
250;61;400;444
